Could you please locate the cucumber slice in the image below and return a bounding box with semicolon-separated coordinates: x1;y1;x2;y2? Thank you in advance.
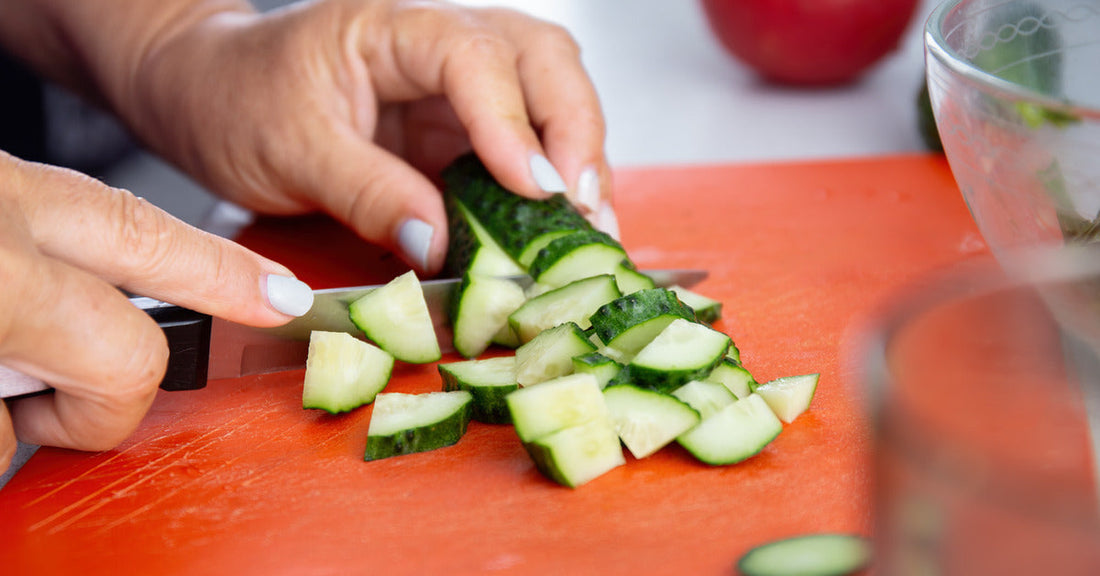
705;357;757;400
514;322;597;387
589;288;697;360
677;393;783;465
571;352;622;389
671;379;736;420
443;195;525;278
508;274;622;343
438;356;519;424
755;373;819;424
527;230;629;289
669;284;722;325
450;273;527;358
628;318;730;393
612;261;656;295
302;331;394;414
737;533;872;576
727;342;742;364
364;390;473;460
505;372;609;443
603;384;701;459
524;417;625;488
348;270;441;364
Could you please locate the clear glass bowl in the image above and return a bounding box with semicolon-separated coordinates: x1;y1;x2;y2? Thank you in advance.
925;0;1100;259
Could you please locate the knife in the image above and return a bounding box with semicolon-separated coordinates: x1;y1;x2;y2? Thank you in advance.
0;269;707;399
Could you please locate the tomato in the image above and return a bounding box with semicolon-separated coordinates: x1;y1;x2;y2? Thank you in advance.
700;0;921;86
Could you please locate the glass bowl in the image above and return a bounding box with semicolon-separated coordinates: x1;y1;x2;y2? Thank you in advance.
925;0;1100;259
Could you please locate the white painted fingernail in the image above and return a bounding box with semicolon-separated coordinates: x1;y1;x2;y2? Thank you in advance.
576;167;601;213
594;202;620;241
529;154;567;194
266;275;314;317
398;218;434;270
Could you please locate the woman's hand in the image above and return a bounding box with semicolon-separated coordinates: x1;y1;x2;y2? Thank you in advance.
124;0;615;273
0;151;313;471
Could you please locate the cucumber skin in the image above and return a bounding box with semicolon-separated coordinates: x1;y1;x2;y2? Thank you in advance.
627;354;726;394
442;153;594;262
589;288;698;347
526;229;627;281
439;365;516;425
364;402;472;461
737;533;872;576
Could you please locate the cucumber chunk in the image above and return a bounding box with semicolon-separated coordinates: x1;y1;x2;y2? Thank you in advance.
705;357;757;400
571;352;623;389
603;384;701;459
671;380;737;420
439;356;519;424
527;230;629;289
612;261;656;295
677;394;782;465
348;270;441;364
443;195;525;278
505;373;609;443
755;373;819;424
450;273;527;358
524;417;625;488
589;288;697;360
508;274;622;343
669;284;723;325
628;318;730;393
737;533;872;576
514;322;597;387
302;331;394;414
364;391;473;460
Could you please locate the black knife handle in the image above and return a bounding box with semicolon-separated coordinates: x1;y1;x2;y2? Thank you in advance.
131;297;211;392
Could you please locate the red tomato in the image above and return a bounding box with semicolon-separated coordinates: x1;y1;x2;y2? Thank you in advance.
700;0;921;86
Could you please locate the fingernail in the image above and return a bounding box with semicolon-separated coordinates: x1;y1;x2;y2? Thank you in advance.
266;274;314;317
398;218;434;270
576;167;601;213
529;154;567;194
594;202;620;241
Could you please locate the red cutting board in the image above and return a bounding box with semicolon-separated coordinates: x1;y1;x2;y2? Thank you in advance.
0;154;986;575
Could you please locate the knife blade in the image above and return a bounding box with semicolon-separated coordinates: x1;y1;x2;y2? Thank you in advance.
0;269;707;399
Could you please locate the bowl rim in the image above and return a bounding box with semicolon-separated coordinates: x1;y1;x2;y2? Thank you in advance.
924;0;1100;120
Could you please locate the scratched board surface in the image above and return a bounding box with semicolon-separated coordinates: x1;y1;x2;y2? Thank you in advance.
0;155;986;575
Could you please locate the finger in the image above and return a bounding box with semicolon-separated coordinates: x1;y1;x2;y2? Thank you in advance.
482;9;613;216
369;2;568;199
11;158;313;326
1;403;15;474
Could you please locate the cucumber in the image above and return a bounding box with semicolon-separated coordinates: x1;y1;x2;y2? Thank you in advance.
589;288;697;360
302;331;394;414
526;230;629;289
612;261;656;295
348;270;441;364
603;384;700;459
450;272;527;358
442;194;525;278
508;274;622;343
627;318;730;394
438;356;519;424
677;393;783;466
571;352;622;389
669;284;722;325
442;153;595;265
727;342;742;364
505;373;609;443
364;390;473;460
755;373;819;424
737;533;872;576
523;417;625;488
514;322;597;387
671;379;737;420
705;357;757;400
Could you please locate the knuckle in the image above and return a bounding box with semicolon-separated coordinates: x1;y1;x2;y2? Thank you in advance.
530;22;581;57
106;188;177;280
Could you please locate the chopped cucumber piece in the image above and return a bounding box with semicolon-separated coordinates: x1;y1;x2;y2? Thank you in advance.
442;195;525;278
737;533;872;576
438;356;519;424
571;352;622;389
603;384;700;459
450;273;527;358
589;288;697;360
517;230;573;268
364;391;473;460
678;394;782;465
628;318;730;393
727;342;742;364
505;373;608;443
514;322;597;387
348;270;441;364
508;274;622;343
524;417;625;488
755;373;819;424
669;284;722;325
612;261;656;295
671;380;737;420
527;230;628;289
302;331;394;414
705;357;757;399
